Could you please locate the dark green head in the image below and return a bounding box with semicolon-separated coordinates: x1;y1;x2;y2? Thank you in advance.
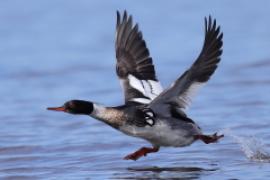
47;100;94;115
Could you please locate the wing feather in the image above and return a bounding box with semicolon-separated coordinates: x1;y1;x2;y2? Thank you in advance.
150;16;223;112
115;11;163;104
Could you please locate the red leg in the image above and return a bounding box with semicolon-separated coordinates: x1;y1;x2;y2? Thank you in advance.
124;146;159;161
194;133;224;144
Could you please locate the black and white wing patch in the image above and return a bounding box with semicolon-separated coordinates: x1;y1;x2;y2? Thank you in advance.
115;11;163;104
150;16;223;111
141;107;155;126
127;107;156;127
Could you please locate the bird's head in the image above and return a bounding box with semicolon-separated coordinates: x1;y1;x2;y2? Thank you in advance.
47;100;94;115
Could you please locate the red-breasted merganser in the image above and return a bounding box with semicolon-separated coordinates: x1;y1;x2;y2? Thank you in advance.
48;11;224;161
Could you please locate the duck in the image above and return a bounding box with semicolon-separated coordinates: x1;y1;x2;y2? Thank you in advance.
48;10;224;161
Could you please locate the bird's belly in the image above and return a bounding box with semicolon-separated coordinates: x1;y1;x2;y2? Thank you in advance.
120;121;200;147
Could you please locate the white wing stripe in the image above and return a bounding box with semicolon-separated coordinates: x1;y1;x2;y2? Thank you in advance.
142;80;156;99
128;74;163;101
131;98;151;104
128;74;145;94
149;80;163;95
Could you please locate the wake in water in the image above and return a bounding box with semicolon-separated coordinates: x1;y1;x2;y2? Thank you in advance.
220;128;270;162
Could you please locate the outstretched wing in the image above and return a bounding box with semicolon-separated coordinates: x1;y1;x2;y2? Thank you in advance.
150;16;223;112
115;11;163;105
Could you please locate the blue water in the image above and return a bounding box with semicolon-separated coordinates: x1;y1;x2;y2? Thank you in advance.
1;1;270;179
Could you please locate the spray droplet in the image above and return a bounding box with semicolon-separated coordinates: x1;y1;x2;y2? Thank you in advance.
220;128;270;162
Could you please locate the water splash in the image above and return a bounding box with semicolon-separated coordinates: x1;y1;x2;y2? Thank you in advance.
220;128;270;162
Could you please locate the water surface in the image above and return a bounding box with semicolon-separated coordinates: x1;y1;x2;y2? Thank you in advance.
0;1;270;179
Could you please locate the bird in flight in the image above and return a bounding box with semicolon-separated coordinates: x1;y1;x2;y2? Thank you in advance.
48;11;224;161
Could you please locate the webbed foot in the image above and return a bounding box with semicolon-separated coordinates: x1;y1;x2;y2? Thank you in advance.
194;133;224;144
124;146;159;161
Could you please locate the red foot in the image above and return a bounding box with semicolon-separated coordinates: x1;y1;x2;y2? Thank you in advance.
124;146;159;161
194;133;224;144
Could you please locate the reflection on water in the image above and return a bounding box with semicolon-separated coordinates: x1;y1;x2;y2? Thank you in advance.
113;166;217;179
127;166;216;172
